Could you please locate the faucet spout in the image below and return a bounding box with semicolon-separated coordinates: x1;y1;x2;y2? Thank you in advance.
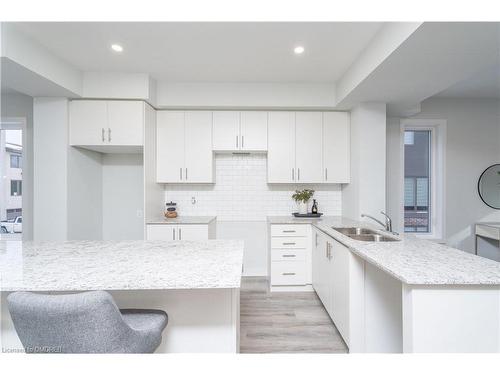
361;211;398;235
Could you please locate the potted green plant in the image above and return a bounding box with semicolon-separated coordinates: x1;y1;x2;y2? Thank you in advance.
292;189;315;214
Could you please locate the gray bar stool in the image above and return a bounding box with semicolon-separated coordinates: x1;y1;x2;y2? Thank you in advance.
7;291;168;353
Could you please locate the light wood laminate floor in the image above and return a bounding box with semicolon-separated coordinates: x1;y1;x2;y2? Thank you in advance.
240;277;348;353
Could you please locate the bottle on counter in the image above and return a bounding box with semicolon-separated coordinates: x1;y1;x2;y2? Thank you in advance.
311;199;318;214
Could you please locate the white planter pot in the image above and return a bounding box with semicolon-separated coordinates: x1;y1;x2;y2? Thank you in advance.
298;201;308;215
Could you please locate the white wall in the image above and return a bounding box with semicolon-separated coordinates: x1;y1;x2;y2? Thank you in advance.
157;82;336;109
386;98;500;252
83;72;154;102
33;97;69;240
0;92;34;239
102;154;144;240
67;147;103;240
164;153;342;276
343;102;387;223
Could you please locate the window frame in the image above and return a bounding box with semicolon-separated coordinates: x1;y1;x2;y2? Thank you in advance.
10;153;22;168
400;119;446;241
10;180;22;197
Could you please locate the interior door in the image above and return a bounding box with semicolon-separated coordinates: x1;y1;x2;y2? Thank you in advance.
267;111;295;183
107;100;144;146
295;112;323;183
69;100;107;146
184;111;213;183
240;111;268;151
212;111;240;151
323;112;350;183
156;111;185;183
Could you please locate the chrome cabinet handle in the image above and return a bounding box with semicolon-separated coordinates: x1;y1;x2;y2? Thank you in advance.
242;135;244;149
179;228;182;240
108;128;111;142
292;168;295;181
325;168;328;181
282;254;296;258
283;242;296;245
185;168;188;181
283;230;296;233
180;168;182;180
102;128;105;142
315;233;319;246
173;227;176;240
282;272;296;276
298;168;300;181
236;135;238;149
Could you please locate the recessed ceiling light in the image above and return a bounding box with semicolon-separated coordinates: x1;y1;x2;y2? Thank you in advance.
111;44;123;53
294;46;305;54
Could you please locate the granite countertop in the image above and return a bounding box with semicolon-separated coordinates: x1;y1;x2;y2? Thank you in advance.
0;240;243;292
146;216;217;225
268;216;500;285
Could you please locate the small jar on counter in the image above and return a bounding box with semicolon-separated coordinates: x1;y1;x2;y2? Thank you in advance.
164;201;177;218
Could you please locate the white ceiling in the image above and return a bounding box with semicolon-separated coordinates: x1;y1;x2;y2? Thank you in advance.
12;22;383;83
435;65;500;99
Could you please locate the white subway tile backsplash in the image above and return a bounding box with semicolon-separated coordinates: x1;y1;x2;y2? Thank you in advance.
164;154;342;221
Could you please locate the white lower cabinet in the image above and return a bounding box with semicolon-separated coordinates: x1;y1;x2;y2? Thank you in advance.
146;224;213;240
312;228;352;346
270;224;312;288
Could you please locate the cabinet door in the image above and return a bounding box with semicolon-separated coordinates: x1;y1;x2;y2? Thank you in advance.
331;239;350;343
213;111;240;151
146;225;176;240
177;225;209;240
267;111;295;183
323;112;350;183
240;111;268;151
156;111;185;183
184;111;213;183
295;112;323;183
69;100;107;146
107;101;144;146
314;231;331;310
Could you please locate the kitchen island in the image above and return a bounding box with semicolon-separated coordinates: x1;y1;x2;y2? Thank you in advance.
268;216;500;353
0;240;243;353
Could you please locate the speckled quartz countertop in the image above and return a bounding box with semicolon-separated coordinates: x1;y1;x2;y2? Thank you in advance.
0;240;243;292
146;216;216;225
268;216;500;285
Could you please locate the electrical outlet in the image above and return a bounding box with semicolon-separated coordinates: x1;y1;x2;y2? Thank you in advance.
136;210;143;218
191;197;196;205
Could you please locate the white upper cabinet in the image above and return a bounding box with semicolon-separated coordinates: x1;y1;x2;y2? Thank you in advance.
267;112;296;183
156;111;185;183
240;111;267;151
184;111;213;183
212;111;240;151
156;111;213;184
295;112;323;183
69;100;144;149
267;111;350;184
212;111;268;152
107;101;144;146
323;112;350;183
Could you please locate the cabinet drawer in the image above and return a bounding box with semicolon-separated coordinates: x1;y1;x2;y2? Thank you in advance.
271;224;308;237
271;237;308;249
271;249;306;262
271;261;307;286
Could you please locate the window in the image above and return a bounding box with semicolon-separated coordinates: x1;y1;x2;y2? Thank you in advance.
11;180;22;196
401;119;446;239
404;130;431;232
6;208;22;220
10;154;22;168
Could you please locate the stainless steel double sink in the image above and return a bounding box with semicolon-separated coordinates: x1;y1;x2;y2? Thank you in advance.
332;227;400;242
